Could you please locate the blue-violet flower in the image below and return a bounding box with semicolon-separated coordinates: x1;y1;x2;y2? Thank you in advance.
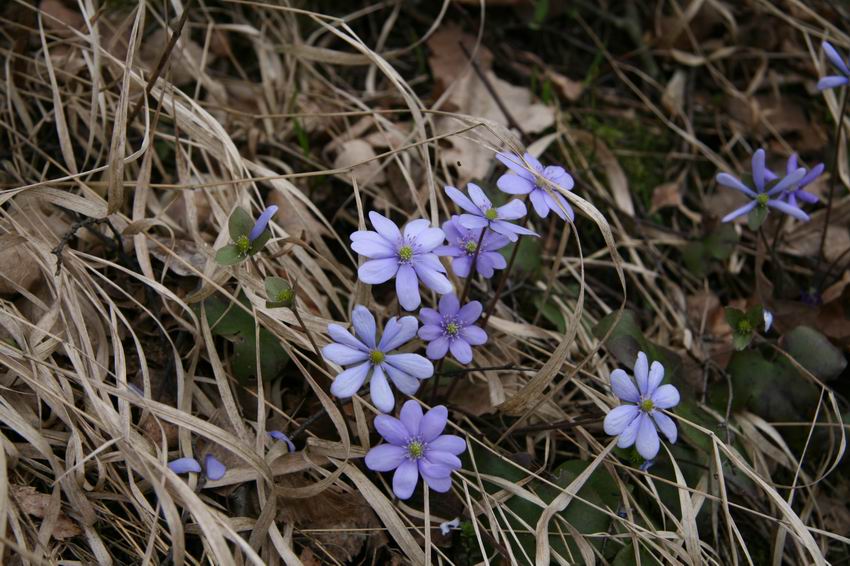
418;294;487;364
603;352;680;460
249;205;279;242
434;216;510;278
322;305;433;413
818;41;850;90
444;184;537;242
351;211;452;311
496;152;575;221
364;401;466;500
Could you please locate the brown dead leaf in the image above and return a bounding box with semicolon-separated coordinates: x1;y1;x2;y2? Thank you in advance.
11;485;82;540
333;139;386;186
511;50;584;102
783;224;850;264
39;0;84;36
0;233;41;295
572;131;633;216
427;25;493;95
662;70;686;115
650;182;682;213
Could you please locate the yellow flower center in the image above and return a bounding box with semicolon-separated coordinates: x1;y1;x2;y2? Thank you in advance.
756;194;769;206
639;398;655;412
398;245;414;262
236;234;251;255
737;319;752;333
407;440;424;459
369;350;385;364
484;208;498;221
277;289;294;304
446;322;459;336
464;240;478;254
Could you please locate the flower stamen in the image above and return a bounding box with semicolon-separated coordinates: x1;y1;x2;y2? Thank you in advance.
369;350;385;364
639;398;655;413
484;208;498;221
398;245;414;262
445;321;459;336
464;240;478;254
407;440;424;459
235;234;251;255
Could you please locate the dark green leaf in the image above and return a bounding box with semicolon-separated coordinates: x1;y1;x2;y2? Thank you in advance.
215;244;245;266
704;223;739;260
229;207;253;241
732;331;754;351
265;277;294;308
534;296;566;333
783;326;847;381
724;307;745;329
249;229;272;254
747;206;767;231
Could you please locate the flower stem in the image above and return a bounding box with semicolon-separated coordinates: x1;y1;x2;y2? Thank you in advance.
481;230;525;328
431;228;488;402
816;87;849;289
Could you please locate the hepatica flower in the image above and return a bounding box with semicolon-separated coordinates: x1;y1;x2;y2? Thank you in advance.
168;454;226;481
365;401;466;500
444;184;537;242
215;205;278;265
818;41;850;90
351;211;451;311
780;154;823;208
496;152;575;221
603;352;680;460
716;149;808;229
435;216;510;278
418;294;487;364
322;305;433;413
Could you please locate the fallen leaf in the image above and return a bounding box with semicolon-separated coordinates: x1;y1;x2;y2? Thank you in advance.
10;485;82;540
572;131;633;216
650;182;682;213
0;233;41;295
662;70;686;115
333;139;386;186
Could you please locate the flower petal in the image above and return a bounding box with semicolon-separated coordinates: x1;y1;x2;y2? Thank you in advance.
633;352;649;395
490;220;537;240
322;343;369;366
817;75;849;90
767;167;806;196
651;411;678;443
380;316;418;352
351;231;396;258
413;228;446;252
647;361;665;395
418;307;442;326
457;301;482;325
414;264;453;295
403;218;430;240
497;199;528;220
439;293;460;317
204;455;226;481
249;205;278;242
385;353;434;379
168;457;201;474
496;152;535;180
383;363;421;395
544;191;574;221
419;405;448;441
358;258;399;285
399;400;423;435
610;369;639;403
327;324;368;351
392;459;419;500
752;149;766;192
823;41;850;76
268;431;296;452
419;458;452;478
425;450;462;471
396;264;421;311
475;254;495;278
467;183;491;211
369;211;401;242
451;256;473;278
722;201;757;223
351;305;377;348
330;362;371;399
374;414;409;445
445;186;480;214
421;470;452;493
449;339;473;364
365;444;406;471
617;414;641;449
370;365;395;413
426;336;450;360
458;214;489;230
529;189;550;218
459;325;487;346
418;324;443;341
715;173;757;198
636;414;661;460
603;404;639;436
651;384;680;409
497;173;535;195
768;199;810;221
544;165;574;190
429;434;466;455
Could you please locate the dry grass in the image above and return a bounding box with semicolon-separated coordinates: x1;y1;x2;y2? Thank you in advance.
0;0;848;564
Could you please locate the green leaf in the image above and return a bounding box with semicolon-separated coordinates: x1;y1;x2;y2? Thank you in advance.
724;307;745;329
534;296;566;333
703;223;739;260
264;277;294;308
196;294;289;383
502;236;542;277
215;244;245;266
783;326;847;381
747;206;767;231
228;207;253;241
249;228;272;254
592;310;682;381
732;331;754;351
744;304;764;328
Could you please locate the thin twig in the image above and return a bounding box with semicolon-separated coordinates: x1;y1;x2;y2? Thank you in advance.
816;88;849;289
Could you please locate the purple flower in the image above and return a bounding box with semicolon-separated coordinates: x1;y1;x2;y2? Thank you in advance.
364;401;466;500
496;152;575;221
322;305;434;413
418;294;487;364
351;212;452;311
268;431;296;452
780;154;822;208
603;352;680;460
444;184;537;242
818;41;850;90
168;457;202;474
716;149;808;223
249;205;278;242
204;455;226;480
434;217;510;278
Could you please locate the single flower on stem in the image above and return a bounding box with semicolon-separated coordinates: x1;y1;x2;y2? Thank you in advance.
215;205;279;265
818;41;850;90
322;305;433;413
434;216;510;278
496;152;575;221
418;294;487;364
351;211;451;311
603;352;680;461
364;401;466;500
778;153;823;208
444;184;537;242
716;148;808;229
